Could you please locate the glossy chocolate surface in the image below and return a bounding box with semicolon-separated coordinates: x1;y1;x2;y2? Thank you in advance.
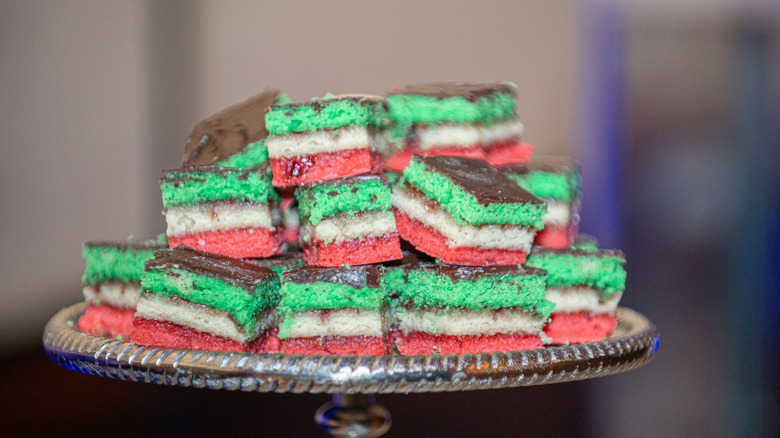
182;89;281;166
388;81;515;101
145;246;277;291
283;265;382;289
401;263;546;283
417;155;542;206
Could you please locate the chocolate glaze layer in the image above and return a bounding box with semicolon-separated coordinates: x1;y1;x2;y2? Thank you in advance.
84;239;166;250
529;246;625;259
298;173;386;191
161;164;271;184
499;155;579;175
269;95;385;113
388;81;516;101
145;246;277;292
283;265;382;289
182;89;281;167
401;263;547;283
245;252;303;269
416;155;542;206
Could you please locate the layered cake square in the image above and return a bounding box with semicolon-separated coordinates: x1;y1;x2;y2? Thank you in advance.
77;237;166;339
501;156;582;249
392;155;546;265
384;81;533;170
277;265;389;355
182;89;289;168
161;165;284;258
132;247;280;353
265;94;386;186
525;247;626;344
296;174;402;266
386;264;554;355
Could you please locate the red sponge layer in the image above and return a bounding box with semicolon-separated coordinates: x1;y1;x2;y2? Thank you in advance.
396;331;544;355
303;234;402;267
271;148;374;187
534;223;578;249
544;312;618;344
385;142;534;171
77;304;135;339
168;226;284;259
131;317;273;353
279;335;388;356
386;146;484;171
483;142;534;167
394;211;529;265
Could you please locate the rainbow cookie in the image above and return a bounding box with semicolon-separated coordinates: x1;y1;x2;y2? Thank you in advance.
392;155;546;265
132;247;280;353
525;247;626;344
182;89;290;168
161;164;283;258
500;156;582;249
265;94;386;187
386;264;553;355
296;174;402;266
384;81;533;170
77;237;166;339
277;265;389;356
245;251;303;275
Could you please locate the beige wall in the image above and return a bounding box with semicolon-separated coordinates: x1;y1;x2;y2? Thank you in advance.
0;1;577;350
196;0;578;155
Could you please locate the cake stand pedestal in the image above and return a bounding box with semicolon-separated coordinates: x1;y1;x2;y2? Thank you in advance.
43;303;659;437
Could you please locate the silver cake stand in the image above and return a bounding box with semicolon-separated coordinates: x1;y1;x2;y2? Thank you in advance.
43;303;659;437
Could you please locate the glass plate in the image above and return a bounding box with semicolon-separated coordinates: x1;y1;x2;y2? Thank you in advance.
43;302;659;394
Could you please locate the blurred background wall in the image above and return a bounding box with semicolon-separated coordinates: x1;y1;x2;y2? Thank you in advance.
1;1;778;436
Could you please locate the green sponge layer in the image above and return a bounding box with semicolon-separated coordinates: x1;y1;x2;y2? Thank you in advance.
388;265;553;316
142;247;280;337
142;269;278;336
386;82;517;126
82;238;165;285
266;96;386;135
505;168;581;203
278;281;385;313
525;249;626;298
401;156;545;227
160;165;279;208
213;139;269;168
296;175;393;225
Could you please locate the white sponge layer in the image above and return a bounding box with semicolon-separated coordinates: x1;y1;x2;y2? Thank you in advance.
165;202;277;236
397;307;545;336
281;309;388;338
136;294;275;343
82;282;140;309
546;287;622;314
392;186;534;251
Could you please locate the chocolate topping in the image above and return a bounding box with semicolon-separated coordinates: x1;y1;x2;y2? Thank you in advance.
298;173;386;191
283;265;382;289
499;156;579;175
403;263;546;283
145;246;277;292
84;239;166;250
270;94;385;113
388;81;516;101
182;89;281;167
529;246;625;259
245;252;303;269
416;155;542;206
161;164;270;184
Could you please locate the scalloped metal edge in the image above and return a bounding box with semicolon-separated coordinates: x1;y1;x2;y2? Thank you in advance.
43;303;659;394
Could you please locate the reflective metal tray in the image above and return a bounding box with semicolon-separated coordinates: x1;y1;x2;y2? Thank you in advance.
44;302;659;394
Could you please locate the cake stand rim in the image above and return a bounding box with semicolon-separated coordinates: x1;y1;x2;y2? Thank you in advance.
42;302;659;394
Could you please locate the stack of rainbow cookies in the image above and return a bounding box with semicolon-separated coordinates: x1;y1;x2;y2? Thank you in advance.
76;81;627;355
